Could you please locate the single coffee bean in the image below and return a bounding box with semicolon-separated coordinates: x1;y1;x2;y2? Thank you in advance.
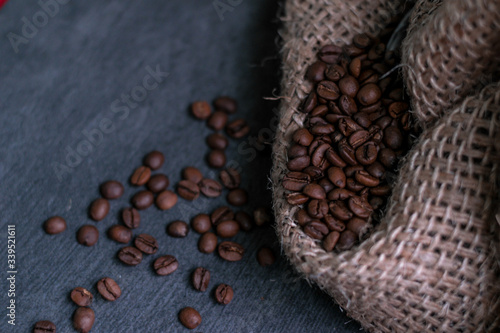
368;42;385;60
327;188;355;201
286;192;309;205
118;246;143;265
306;61;326;82
345;165;364;177
282;172;310;191
71;287;93;307
349;57;362;78
108;225;132;244
77;225;99;246
191;100;211;120
122;207;140;229
346;217;369;235
227;188;248;206
325;64;345;81
215;284;234;305
324;214;346;232
226;119;250;139
343;44;364;56
257;247;276;266
234;211;253;231
179;307;202;329
318;44;342;63
304;220;329;239
287;155;311;171
143;150;164;170
206;133;229;150
388;101;409;118
191;214;211;233
300;92;317;113
310;143;330;170
295;209;313;226
100;180;124;199
154;255;179;276
147;174;169;193
181;167;204;184
348;196;374;219
356;141;379;165
338;95;358;115
43;216;67;235
323;231;340;251
378;148;397;168
338;139;358;165
199;178;223;197
353;33;372;48
211;206;234;226
366;161;386;179
253;207;271;226
327;167;346;188
134;234;159;254
216;220;240;238
192;267;210;292
214;96;237;114
310;122;335;135
130;166;151;186
33;320;56;333
348;130;370;149
177;180;200;201
73;307;95;333
302;184;326;200
131;190;154;210
218;241;244;261
207;150;226;168
167;220;189;238
370;184;391;196
207;111;228;131
357;83;382;106
303;166;324;181
354;170;380;187
328;201;353;221
292;128;314;146
338;117;363;136
318;178;334;193
198;232;218;254
346;177;365;192
288;144;308;159
336;229;358;250
97;277;121;301
307;199;329;219
316;80;340;100
325;147;347;167
89;198;110;221
219;168;241;189
383;126;403;150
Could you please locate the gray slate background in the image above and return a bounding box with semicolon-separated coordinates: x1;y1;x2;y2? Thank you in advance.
0;0;363;332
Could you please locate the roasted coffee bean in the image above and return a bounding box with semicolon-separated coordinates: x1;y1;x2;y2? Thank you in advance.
131;190;154;210
356;141;378;165
318;44;342;63
198;232;218;254
192;267;210;292
349;57;361;78
348;196;373;218
358;69;379;85
378;148;397;168
400;113;410;131
43;216;67;235
346;177;365;192
336;229;358;250
323;231;340;251
326;167;346;188
156;190;178;210
303;220;329;239
318;178;335;193
33;320;56;333
130;166;151;186
370;196;385;210
306;61;326;82
325;113;347;124
311;104;329;117
177;180;200;200
327;188;355;200
191;214;211;234
368;125;383;143
215;284;234;305
308;136;332;155
89;198;110;221
71;287;93;307
292;128;314;146
97;277;121;301
147;174;170;193
303;166;324;181
368;42;385;60
77;225;99;246
181;167;204;184
253;207;271;226
346;217;368;235
227;188;248;206
295;209;313;226
287;155;310;171
199;178;223;197
370;184;391;196
303;183;326;200
366;161;386;179
108;225;132;244
134;233;159;254
73;307;95;333
338;117;362;136
226;119;250;139
360;100;382;114
191;100;211;120
234;211;253;231
343;44;364;57
214;96;237;114
143;150;164;170
329;201;353;221
118;246;143;265
325;64;345;81
310;123;335;135
317;80;340;100
353;33;372;49
100;180;124;199
207;150;226;168
179;307;202;329
355;170;380;187
345;165;364;178
301;91;317;113
338;139;358;165
324;214;345;232
122;207;140;229
286;192;309;205
218;241;244;261
216;220;240;238
219;168;240;189
357;83;382;106
325;148;347;167
167;221;189;238
288;144;308;159
307;199;329;219
384;126;403;150
206;133;229;150
154;255;179;276
207;111;228;131
372;62;389;74
211;206;234;226
338;95;358;115
367;108;387;122
310;143;330;170
257;247;276;266
348;130;370;149
388;101;409;118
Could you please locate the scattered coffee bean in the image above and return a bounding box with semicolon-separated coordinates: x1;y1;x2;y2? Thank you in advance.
216;220;240;238
143;151;164;170
219;167;241;189
178;307;202;329
206;133;229;150
77;225;99;246
43;216;67;235
130;166;151;186
118;246;143;265
147;174;169;193
234;211;253;231
257;247;276;266
122;207;140;229
191;101;212;120
97;277;121;301
177;180;200;200
73;307;95;333
156;190;178;210
108;225;132;244
191;214;211;234
70;287;93;307
214;96;237;114
207;150;226;168
199;178;222;197
89;198;110;221
226;119;250;139
134;234;159;254
198;232;218;254
253;207;271;226
211;206;234;226
192;267;210;292
218;241;244;261
227;188;248;206
215;284;234;305
100;180;124;199
154;255;179;276
182;167;204;184
207;111;228;131
167;220;189;238
33;320;56;333
131;190;154;210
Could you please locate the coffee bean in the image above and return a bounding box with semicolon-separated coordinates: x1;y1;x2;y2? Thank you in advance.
256;247;276;266
282;172;310;191
131;190;154;210
33;320;56;333
378;148;397;168
154;255;179;276
303;184;326;200
100;180;124;199
130;166;151;186
366;161;386;179
348;130;370;149
354;170;380;187
108;225;132;244
357;83;382;106
302;166;323;181
288;144;308;159
346;217;368;235
383;126;403;150
349;57;361;78
343;44;364;57
206;133;229;150
316;80;340;100
326;167;346;188
306;61;326;82
192;267;210;292
214;96;237;114
147;174;169;193
199;178;222;197
207;111;228;131
177;180;200;200
307;199;329;219
353;33;372;49
325;147;347;167
227;188;248;206
325;64;345;81
70;287;93;307
338;139;358;165
73;307;94;333
234;211;253;231
178;307;202;329
97;277;121;301
134;233;159;254
370;184;391;196
301;92;317;113
43;216;66;235
226;119;250;139
338;117;362;136
216;220;240;238
286;192;309;205
310;122;335;135
368;42;385;60
327;188;354;201
338;95;358;115
323;231;340;251
215;284;234;305
167;220;189;238
345;165;364;177
218;241;244;261
198;232;218;254
310;143;330;170
211;206;234;226
89;198;110;221
336;229;358;250
77;225;99;246
370;196;385;209
318;44;342;63
287;155;310;171
388;101;409;118
207;150;226;168
356;141;378;165
317;178;333;193
324;214;346;232
358;70;379;85
118;246;143;265
304;220;329;239
253;207;271;226
191;100;211;120
191;214;211;234
295;209;313;226
329;201;353;221
219;168;241;189
346;177;365;192
348;196;373;218
122;207;140;229
143;150;164;170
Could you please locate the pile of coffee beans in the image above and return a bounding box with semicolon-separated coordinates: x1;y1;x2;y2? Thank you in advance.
283;33;413;252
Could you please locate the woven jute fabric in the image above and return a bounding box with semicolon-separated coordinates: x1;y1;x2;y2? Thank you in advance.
272;0;500;332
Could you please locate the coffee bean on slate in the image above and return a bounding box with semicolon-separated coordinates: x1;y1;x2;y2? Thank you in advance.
211;206;234;226
154;255;178;276
97;277;121;301
323;231;340;251
89;198;110;221
73;307;95;333
134;233;159;254
295;209;313;226
43;216;66;235
307;199;329;219
199;178;222;197
207;150;226;168
226;119;250;139
214;96;237;114
219;168;241;189
215;284;234;305
317;80;340;100
318;44;342;63
282;172;311;191
131;190;154;210
206;133;229;150
306;61;326;82
191;101;211;120
218;241;244;261
143;150;164;170
216;220;240;238
100;180;124;199
227;188;248;206
254;207;271;226
108;225;132;244
191;214;211;234
130;166;151;186
346;217;368;235
192;267;210;292
147;174;169;193
257;247;276;266
207;111;228;131
336;230;358;250
234;211;253;231
177;180;200;200
303;220;329;239
122;207;140;229
179;307;202;329
198;232;218;254
156;190;178;210
303;184;326;200
327;167;346;188
167;220;189;238
70;287;93;307
354;170;380;187
324;214;345;232
118;246;143;265
33;320;56;333
182;166;204;184
357;83;382;106
77;225;99;246
286;193;308;205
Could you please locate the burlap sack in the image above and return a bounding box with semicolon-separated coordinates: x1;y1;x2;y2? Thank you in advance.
271;0;500;332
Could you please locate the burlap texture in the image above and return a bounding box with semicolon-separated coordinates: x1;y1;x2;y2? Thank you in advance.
272;0;500;332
